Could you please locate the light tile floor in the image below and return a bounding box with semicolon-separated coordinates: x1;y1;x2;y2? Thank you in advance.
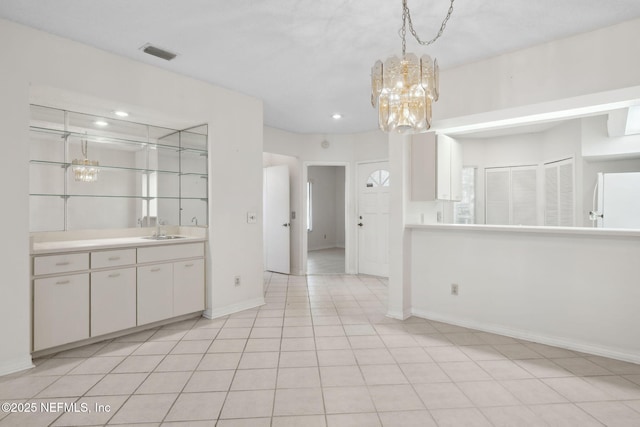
307;248;345;274
1;273;640;426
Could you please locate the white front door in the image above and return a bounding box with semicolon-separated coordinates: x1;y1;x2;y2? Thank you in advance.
264;165;290;274
357;161;390;277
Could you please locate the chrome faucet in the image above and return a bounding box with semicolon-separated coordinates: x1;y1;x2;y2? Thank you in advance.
191;216;198;226
155;218;166;237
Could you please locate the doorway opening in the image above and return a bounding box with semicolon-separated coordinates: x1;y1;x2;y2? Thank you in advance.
306;165;346;274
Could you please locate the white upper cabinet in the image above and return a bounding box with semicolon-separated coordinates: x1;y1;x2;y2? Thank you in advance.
410;132;462;201
437;134;462;201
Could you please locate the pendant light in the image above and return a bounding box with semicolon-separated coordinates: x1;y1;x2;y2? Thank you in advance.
371;0;455;133
72;137;100;182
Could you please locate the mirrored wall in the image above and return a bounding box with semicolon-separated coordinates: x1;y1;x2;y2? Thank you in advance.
29;105;208;231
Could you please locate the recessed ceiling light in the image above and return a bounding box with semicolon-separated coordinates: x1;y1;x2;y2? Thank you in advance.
331;113;342;120
114;111;129;117
94;120;108;127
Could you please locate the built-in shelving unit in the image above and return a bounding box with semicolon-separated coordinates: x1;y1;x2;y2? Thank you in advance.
29;105;209;231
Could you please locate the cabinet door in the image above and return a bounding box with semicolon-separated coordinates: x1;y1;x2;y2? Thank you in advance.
173;259;205;316
34;273;89;351
410;132;437;201
449;136;463;201
91;267;136;337
436;134;463;201
437;135;452;200
137;263;173;325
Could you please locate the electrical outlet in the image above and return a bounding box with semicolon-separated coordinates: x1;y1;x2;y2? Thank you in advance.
234;276;241;287
451;283;459;296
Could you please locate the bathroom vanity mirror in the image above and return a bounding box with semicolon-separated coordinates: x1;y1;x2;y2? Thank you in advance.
29;105;208;232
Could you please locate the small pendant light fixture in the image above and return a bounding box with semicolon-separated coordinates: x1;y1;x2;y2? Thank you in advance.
72;137;100;182
371;0;455;134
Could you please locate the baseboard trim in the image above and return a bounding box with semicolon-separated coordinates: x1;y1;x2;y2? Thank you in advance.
411;308;640;365
308;245;343;251
0;356;34;377
204;297;265;319
386;309;411;321
32;312;203;359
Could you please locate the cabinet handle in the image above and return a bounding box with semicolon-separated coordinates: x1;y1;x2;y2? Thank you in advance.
108;256;121;261
150;268;162;272
55;261;70;266
55;280;70;285
108;273;121;278
184;263;194;267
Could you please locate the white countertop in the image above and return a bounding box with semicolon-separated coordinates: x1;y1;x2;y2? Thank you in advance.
30;227;208;255
406;223;640;238
31;235;206;255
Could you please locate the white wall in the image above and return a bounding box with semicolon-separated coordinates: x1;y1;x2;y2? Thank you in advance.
410;226;640;363
263;127;387;274
307;166;345;251
0;18;264;375
389;18;640;363
437;18;640;122
582;114;640;159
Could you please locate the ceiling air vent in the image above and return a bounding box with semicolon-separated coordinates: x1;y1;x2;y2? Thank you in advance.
141;43;177;61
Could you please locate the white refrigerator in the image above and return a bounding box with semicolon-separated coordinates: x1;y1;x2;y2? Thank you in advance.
594;172;640;229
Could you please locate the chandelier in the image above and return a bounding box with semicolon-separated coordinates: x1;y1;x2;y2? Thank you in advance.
371;0;455;133
72;137;100;182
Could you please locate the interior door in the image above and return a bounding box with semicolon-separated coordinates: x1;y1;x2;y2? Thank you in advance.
264;165;290;274
357;161;390;277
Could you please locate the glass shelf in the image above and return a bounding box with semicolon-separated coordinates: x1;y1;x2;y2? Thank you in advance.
29;126;208;155
29;160;207;178
30;193;208;201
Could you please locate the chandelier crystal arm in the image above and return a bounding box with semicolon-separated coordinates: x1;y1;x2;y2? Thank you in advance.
402;0;455;55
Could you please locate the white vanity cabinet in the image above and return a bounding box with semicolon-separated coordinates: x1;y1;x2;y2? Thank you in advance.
174;258;205;316
32;240;206;352
137;263;174;325
33;253;90;351
33;273;89;351
90;249;137;336
137;242;205;325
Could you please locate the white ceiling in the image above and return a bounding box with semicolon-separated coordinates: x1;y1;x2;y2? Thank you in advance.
2;0;640;134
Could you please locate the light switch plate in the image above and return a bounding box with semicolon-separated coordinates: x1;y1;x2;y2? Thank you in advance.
247;212;257;224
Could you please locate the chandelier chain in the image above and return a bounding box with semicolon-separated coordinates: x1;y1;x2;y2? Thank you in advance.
401;0;455;55
81;138;88;159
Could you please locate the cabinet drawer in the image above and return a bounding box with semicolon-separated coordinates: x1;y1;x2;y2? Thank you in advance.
34;252;89;276
91;249;136;269
137;242;204;264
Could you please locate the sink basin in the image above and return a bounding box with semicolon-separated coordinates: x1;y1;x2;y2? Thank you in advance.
142;235;186;240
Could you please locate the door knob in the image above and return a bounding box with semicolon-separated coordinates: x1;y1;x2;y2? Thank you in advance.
358;222;363;227
282;223;290;227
